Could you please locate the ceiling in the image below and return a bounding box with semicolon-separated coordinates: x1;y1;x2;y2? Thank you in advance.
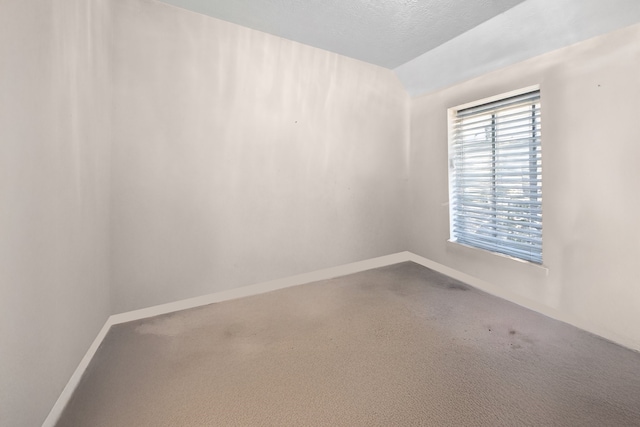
156;0;526;69
154;0;640;96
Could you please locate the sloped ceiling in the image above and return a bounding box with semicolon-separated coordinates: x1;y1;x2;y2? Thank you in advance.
156;0;526;69
156;0;640;96
396;0;640;96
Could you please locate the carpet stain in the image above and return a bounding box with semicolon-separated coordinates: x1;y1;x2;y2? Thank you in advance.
447;281;470;291
56;262;640;427
223;323;244;338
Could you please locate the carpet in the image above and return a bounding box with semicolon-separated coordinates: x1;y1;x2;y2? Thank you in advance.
56;262;640;426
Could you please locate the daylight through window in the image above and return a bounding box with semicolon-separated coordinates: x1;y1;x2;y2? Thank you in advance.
449;89;542;264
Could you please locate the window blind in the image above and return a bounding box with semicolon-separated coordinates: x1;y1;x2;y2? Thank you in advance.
450;90;542;264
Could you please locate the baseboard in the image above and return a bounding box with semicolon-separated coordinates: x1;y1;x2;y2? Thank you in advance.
41;251;412;426
405;252;639;353
42;250;637;426
41;319;114;427
109;252;414;325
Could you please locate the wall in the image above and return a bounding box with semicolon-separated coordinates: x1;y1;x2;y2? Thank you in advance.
0;1;112;425
408;23;640;350
110;0;409;313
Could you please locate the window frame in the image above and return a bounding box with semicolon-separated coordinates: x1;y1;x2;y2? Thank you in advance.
447;86;542;265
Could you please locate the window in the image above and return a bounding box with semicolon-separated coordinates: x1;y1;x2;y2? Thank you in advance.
448;89;542;264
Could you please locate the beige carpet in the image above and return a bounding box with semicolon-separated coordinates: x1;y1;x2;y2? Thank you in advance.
56;262;640;426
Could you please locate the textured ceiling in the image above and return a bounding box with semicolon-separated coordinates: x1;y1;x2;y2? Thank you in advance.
396;0;640;96
156;0;526;69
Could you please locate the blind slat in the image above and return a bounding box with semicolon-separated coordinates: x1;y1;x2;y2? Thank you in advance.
453;157;541;167
453;219;543;237
453;226;542;245
455;205;541;218
454;108;540;131
454;171;542;178
450;89;542;264
453;213;542;230
455;115;541;136
454;131;542;145
458;92;540;117
453;190;542;199
453;138;541;155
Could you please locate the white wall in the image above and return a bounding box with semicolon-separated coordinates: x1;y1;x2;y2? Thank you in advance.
408;23;640;350
110;0;409;313
0;1;112;425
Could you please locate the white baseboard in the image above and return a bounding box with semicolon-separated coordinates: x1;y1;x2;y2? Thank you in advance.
41;320;114;427
405;252;639;353
41;251;412;426
109;252;413;325
42;250;637;426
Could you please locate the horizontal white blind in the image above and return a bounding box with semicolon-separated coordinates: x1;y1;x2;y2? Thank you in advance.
451;90;542;263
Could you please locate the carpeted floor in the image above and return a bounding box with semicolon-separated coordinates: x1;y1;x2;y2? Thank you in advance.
56;262;640;426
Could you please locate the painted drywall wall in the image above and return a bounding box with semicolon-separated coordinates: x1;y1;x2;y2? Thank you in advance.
395;0;640;97
110;0;409;313
0;1;112;425
408;23;640;350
